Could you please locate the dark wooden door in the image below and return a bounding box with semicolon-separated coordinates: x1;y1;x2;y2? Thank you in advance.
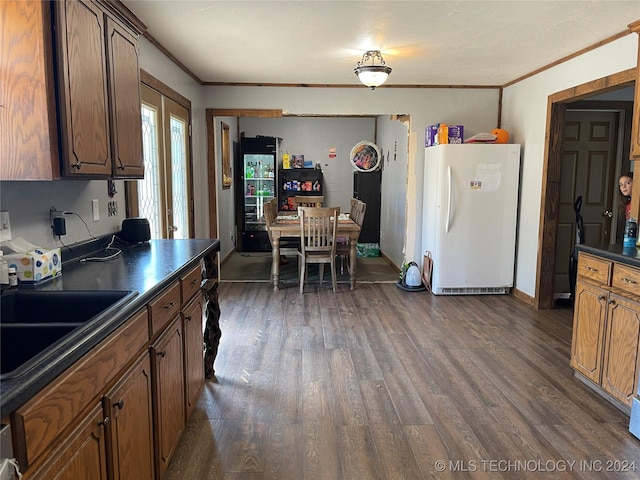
554;110;618;295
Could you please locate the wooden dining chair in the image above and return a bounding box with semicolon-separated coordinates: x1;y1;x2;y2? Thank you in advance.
336;199;367;274
295;195;324;208
264;199;301;268
298;206;340;293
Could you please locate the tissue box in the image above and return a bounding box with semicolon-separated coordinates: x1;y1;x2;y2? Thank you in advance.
5;248;62;284
425;124;464;146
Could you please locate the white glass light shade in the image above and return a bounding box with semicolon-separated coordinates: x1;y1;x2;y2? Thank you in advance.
354;50;392;89
355;66;391;88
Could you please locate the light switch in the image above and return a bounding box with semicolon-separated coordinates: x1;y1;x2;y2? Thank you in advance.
92;199;99;222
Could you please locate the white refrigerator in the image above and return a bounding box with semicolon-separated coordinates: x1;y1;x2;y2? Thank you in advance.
421;144;521;295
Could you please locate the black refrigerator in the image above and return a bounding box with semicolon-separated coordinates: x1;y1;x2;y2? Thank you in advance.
236;136;279;252
353;170;381;243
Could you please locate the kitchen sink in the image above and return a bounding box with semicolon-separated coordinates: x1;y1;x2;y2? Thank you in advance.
0;289;137;380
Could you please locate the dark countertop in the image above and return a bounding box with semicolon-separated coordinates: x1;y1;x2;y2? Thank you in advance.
0;238;219;417
575;243;640;268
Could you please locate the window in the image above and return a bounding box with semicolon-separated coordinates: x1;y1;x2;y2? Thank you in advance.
127;82;193;239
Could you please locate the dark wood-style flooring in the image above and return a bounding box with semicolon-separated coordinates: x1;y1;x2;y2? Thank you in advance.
165;282;640;479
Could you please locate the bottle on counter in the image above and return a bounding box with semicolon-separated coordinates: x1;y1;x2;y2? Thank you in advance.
623;218;638;247
8;267;17;287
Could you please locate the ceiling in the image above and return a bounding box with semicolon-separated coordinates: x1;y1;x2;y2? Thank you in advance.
122;1;640;87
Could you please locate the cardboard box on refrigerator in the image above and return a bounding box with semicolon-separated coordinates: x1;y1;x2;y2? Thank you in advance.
425;124;464;146
5;247;62;285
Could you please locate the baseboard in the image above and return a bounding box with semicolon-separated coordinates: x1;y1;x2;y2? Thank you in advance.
512;288;535;306
380;251;401;274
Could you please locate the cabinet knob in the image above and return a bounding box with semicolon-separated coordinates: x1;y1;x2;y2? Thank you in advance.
185;315;192;322
609;299;616;306
99;416;110;426
598;295;607;301
114;399;125;409
158;350;166;358
164;301;176;310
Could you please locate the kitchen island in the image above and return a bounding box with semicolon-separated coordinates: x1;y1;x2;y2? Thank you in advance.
0;237;219;479
571;243;640;413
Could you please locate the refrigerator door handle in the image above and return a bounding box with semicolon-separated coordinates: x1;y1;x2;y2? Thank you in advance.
446;165;453;233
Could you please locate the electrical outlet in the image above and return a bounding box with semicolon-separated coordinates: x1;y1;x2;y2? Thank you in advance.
107;201;118;217
0;211;11;242
92;199;99;221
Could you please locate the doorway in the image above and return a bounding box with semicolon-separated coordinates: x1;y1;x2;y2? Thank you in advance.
127;74;195;239
536;69;635;309
553;110;624;299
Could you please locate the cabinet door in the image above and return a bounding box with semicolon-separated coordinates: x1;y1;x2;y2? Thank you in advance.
183;294;205;417
602;293;640;407
0;0;59;180
55;0;112;177
151;316;186;478
29;403;108;480
570;279;608;383
104;353;155;480
106;16;144;178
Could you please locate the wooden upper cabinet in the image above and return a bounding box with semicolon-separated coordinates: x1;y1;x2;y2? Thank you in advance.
54;0;144;179
0;1;60;180
55;0;112;177
106;16;144;178
630;19;640;161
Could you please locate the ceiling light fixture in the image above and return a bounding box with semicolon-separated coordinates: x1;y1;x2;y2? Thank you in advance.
354;50;392;90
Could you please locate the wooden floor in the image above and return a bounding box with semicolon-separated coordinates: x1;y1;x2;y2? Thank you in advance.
165;282;640;479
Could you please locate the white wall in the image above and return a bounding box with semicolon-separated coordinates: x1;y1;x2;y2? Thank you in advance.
502;34;638;297
376;115;409;268
239;116;375;210
214;117;239;259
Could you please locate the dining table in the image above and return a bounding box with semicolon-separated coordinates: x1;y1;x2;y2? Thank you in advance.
268;212;362;290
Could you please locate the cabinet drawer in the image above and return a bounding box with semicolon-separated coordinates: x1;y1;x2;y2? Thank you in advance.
577;253;612;285
612;263;640;297
148;282;181;337
180;263;202;305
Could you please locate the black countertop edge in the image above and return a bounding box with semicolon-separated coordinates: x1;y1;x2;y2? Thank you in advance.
575;243;640;268
0;238;220;417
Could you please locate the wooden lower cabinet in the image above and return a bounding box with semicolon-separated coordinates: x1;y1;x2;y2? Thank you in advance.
183;293;205;418
11;266;213;479
28;403;108;480
570;279;607;383
571;265;640;408
602;293;640;406
151;316;186;478
104;353;155;480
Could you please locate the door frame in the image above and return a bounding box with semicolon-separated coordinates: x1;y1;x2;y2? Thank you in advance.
535;68;635;309
131;70;195;237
